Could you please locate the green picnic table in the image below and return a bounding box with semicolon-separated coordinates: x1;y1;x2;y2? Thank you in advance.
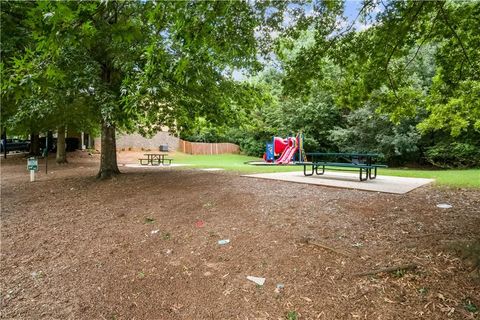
298;152;387;181
139;153;172;166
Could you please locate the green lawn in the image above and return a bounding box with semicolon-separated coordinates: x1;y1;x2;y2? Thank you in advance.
375;167;480;188
172;153;480;188
172;153;300;173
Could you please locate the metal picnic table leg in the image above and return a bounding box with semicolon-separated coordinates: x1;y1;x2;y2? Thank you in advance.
304;164;314;176
315;165;325;175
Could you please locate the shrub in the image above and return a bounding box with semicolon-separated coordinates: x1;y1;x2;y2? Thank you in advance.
237;136;266;157
425;142;480;168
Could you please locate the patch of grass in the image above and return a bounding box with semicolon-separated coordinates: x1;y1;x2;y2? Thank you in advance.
137;271;145;279
392;268;407;278
377;167;480;188
31;271;45;279
170;153;479;188
463;298;478;313
352;242;363;248
286;311;298;320
144;217;155;224
418;287;428;295
203;202;213;209
171;153;301;174
162;232;171;240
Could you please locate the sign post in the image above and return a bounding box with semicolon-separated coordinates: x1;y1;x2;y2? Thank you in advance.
42;146;48;174
27;157;38;182
45;133;48;173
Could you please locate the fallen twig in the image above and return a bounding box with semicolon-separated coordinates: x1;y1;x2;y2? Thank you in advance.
409;231;457;239
410;232;444;238
303;238;350;257
354;264;417;277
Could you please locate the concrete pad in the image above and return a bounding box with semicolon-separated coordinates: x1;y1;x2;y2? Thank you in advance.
242;171;434;194
123;163;186;168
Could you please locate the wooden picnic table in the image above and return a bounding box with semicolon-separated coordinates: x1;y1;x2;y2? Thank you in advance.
300;152;387;181
139;153;172;166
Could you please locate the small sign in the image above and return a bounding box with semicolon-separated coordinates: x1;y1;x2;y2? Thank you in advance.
27;157;38;171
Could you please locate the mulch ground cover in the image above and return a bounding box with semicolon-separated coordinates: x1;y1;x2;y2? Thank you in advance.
1;152;479;319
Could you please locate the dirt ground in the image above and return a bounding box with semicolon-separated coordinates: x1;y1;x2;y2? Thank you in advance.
1;151;479;319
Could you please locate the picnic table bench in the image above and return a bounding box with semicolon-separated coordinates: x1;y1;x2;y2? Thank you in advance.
139;153;173;166
299;152;387;181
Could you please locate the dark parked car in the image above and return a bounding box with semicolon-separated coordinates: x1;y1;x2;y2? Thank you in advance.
0;139;31;153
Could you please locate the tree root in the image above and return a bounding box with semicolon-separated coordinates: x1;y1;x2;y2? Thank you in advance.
96;168;121;180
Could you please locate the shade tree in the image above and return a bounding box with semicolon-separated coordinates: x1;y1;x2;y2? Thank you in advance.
7;1;295;178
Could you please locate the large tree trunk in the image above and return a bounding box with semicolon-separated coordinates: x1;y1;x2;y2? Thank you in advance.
97;121;120;179
29;133;40;156
56;126;67;164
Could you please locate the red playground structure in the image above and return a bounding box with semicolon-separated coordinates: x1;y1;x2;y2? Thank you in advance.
264;133;305;164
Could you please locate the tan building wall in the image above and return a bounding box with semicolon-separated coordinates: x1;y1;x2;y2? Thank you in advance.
94;131;179;152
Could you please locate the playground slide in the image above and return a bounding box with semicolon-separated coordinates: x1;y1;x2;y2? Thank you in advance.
275;145;292;164
265;133;305;164
275;144;298;164
283;145;298;164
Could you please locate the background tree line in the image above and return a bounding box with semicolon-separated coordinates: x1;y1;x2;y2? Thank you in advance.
1;1;479;177
181;0;480;168
1;1;287;177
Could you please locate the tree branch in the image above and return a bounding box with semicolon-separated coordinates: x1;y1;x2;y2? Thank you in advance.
336;0;374;38
387;72;399;99
385;1;425;96
438;3;477;75
72;3;103;29
402;10;440;73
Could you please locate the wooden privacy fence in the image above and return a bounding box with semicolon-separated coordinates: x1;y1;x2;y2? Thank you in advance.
178;139;240;155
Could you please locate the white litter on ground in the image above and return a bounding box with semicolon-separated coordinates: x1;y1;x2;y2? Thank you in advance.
275;283;285;294
247;276;266;286
218;239;230;245
200;168;225;171
436;203;453;209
